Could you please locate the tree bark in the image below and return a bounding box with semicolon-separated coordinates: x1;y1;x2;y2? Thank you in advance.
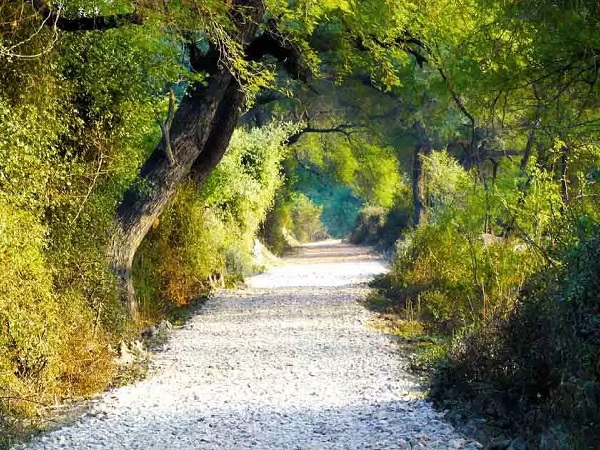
108;0;268;319
106;0;315;319
520;108;541;172
190;81;245;186
109;71;239;318
412;121;431;227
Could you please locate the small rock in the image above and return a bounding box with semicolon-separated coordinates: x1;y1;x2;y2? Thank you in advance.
115;340;135;365
448;438;465;448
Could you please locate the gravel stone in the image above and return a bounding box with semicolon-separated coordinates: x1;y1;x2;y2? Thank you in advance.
16;241;478;449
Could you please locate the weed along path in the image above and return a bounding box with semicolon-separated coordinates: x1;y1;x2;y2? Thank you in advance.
19;241;478;450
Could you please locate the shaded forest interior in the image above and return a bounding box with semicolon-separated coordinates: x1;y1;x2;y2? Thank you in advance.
2;0;600;448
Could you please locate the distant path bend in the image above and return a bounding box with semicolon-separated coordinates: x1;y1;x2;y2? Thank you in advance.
19;240;477;449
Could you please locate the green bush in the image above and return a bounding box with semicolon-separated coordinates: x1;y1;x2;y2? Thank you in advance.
0;200;115;433
350;202;412;249
0;201;61;403
349;206;388;245
379;153;545;333
134;124;293;313
349;178;412;248
0;16;179;442
378;151;600;447
433;221;600;448
0;83;119;439
387;220;539;333
261;192;328;252
289;194;328;243
260;191;295;255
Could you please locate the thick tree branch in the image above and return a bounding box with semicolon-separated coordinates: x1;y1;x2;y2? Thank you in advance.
353;30;477;137
382;33;429;68
436;66;476;128
32;0;143;32
353;32;428;68
245;23;311;81
189;42;221;75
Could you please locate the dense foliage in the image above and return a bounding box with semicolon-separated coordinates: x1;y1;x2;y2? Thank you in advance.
0;2;299;441
3;0;600;447
434;222;600;447
347;1;600;446
1;9;177;437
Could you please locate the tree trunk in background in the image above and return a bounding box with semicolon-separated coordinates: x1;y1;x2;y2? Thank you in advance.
520;109;541;172
412;121;431;227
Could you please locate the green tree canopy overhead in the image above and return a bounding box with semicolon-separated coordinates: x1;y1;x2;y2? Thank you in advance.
3;0;600;312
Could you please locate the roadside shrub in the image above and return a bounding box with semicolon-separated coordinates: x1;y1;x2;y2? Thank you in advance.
0;202;61;409
260;192;295;255
420;151;600;446
350;180;412;248
0;200;114;426
433;221;600;448
386;217;539;333
0;83;118;437
261;192;328;252
350;202;412;248
349;206;387;245
1;20;179;442
289;194;328;242
134;193;231;314
378;153;554;333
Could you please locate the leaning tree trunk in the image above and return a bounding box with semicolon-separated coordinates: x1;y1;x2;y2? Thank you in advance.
109;0;268;318
108;71;242;318
105;0;311;319
190;82;245;186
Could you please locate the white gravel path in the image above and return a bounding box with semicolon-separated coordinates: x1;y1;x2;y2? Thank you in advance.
18;240;478;449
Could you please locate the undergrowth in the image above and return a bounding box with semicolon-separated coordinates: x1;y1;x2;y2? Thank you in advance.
366;151;600;448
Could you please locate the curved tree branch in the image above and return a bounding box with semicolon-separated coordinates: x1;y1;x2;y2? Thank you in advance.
287;123;358;145
245;22;311;81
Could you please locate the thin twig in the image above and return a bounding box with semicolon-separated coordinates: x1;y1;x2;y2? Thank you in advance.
70;151;103;226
